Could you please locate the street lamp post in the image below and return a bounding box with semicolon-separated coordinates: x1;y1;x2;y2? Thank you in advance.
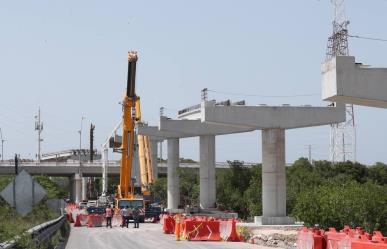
78;117;86;174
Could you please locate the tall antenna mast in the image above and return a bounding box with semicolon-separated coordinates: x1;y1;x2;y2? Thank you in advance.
35;108;44;164
326;0;356;163
0;128;5;162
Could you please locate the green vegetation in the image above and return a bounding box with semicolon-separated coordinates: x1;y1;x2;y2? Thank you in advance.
0;175;67;244
150;158;387;233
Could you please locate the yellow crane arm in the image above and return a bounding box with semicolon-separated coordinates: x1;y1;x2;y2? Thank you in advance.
118;51;138;199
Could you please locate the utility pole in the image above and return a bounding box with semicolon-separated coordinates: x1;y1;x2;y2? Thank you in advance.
14;154;19;175
90;124;95;162
326;0;356;164
307;145;312;163
0;128;5;162
34;108;43;164
78;117;86;172
201;88;208;101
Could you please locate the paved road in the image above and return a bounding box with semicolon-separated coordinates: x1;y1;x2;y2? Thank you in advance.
65;223;270;249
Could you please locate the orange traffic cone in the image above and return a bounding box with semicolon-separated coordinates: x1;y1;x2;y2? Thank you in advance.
227;219;240;242
69;212;75;223
74;214;82;227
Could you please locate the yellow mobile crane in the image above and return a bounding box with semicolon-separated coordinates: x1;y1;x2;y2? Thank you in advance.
115;51;156;222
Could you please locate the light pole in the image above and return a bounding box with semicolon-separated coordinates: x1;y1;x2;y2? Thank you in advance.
0;128;5;162
78;117;86;173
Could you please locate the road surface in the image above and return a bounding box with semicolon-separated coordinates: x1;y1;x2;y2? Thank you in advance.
65;223;270;249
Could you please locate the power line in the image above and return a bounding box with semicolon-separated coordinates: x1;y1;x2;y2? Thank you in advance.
207;89;319;98
348;34;387;42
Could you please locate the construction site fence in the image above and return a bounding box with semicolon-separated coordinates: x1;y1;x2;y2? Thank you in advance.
297;226;387;249
160;214;241;242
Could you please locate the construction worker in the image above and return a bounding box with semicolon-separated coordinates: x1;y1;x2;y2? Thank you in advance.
132;206;140;228
105;205;113;228
122;206;130;228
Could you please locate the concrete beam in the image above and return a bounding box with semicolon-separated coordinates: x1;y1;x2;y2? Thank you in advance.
137;125;186;138
201;101;345;129
321;56;387;108
160;116;255;136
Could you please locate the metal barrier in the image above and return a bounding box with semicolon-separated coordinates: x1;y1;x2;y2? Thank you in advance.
0;215;67;249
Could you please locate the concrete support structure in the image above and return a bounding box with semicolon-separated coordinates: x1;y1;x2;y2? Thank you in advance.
72;173;82;204
139;123;252;211
178;101;345;224
261;129;289;224
101;149;108;194
199;135;216;209
167;138;180;209
81;177;87;201
150;140;159;180
322;56;387;108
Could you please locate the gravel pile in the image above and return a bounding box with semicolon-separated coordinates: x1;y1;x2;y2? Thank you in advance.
248;233;297;248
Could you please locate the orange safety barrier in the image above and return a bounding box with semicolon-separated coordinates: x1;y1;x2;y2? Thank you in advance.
112;214;123;227
325;227;351;249
297;227;326;249
373;231;387;243
162;215;175;234
182;219;221;241
297;225;387;249
87;214;104;227
352;239;387;249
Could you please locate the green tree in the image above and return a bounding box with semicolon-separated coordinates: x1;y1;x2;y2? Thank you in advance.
150;177;167;205
244;165;262;216
216;161;252;219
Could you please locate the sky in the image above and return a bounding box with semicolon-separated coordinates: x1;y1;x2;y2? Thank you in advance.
1;0;387;164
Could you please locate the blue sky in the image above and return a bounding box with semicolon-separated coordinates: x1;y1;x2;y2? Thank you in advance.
1;0;387;164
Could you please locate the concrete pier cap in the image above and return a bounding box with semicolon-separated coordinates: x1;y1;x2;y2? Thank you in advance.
322;56;387;108
179;100;345;225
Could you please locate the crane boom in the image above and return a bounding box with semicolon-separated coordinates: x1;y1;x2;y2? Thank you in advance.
118;51;139;199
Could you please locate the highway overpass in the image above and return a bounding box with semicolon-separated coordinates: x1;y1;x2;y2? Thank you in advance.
0;161;259;177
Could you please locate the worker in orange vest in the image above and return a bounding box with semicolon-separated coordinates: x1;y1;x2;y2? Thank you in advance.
105;205;113;228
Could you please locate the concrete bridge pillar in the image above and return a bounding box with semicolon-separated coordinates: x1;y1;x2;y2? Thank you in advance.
72;173;82;204
82;177;87;201
167;138;180;209
150;140;158;180
199;135;216;209
261;129;293;224
102;148;108;194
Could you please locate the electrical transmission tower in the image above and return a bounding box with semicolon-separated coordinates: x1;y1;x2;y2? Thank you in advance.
326;0;356;163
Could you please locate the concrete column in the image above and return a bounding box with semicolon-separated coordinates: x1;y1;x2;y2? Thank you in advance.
262;129;286;217
82;177;87;201
150;140;158;180
102;148;108;194
72;173;82;204
199;135;216;209
167;138;180;209
132;137;140;185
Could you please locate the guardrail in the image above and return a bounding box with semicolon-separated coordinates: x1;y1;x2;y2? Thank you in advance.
0;215;67;249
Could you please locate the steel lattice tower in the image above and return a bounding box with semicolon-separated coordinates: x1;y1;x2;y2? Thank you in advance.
326;0;356;163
